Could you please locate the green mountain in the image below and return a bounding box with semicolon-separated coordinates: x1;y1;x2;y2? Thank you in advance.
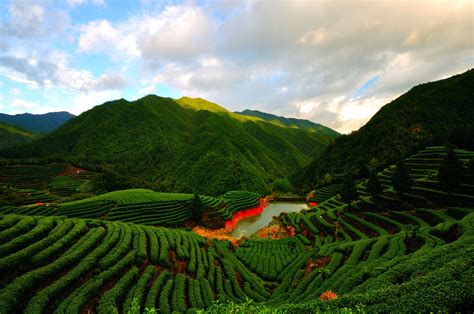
0;111;75;133
236;109;340;137
294;69;474;191
2;96;338;195
0;122;38;149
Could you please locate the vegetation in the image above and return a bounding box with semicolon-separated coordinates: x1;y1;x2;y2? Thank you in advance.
392;160;412;200
438;145;464;194
0;122;38;150
1;96;338;195
366;169;382;204
340;175;358;209
0;71;473;313
295;69;474;192
0;188;261;227
0;111;75;133
236;109;339;137
0;131;472;313
272;178;294;193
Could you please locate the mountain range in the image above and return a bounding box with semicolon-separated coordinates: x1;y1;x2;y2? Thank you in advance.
1;96;338;195
2;69;472;195
0;111;75;133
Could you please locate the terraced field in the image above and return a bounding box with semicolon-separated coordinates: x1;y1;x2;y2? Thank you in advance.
0;207;472;313
0;146;472;313
0;163;99;206
0;189;262;228
279;147;474;246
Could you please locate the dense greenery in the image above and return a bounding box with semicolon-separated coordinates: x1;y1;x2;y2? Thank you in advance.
236;109;339;137
0;146;472;313
0;188;261;227
0;111;75;133
295;69;474;192
1;96;338;195
0;122;38;150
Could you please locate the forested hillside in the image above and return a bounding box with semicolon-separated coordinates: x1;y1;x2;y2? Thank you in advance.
0;123;38;150
1;96;338;195
294;69;474;192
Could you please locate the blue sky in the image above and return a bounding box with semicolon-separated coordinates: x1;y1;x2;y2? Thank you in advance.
0;0;472;133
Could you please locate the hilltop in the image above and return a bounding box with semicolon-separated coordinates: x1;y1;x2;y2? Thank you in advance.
0;111;75;133
236;109;339;137
294;69;474;191
1;96;338;195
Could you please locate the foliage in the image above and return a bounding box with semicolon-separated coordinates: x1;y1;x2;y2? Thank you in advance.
438;145;464;194
294;69;474;192
0;96;338;196
366;169;382;203
0;122;38;150
392;159;412;199
272;178;294;193
340;175;358;208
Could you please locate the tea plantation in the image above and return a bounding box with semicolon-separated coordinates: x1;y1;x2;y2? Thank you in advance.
0;146;472;313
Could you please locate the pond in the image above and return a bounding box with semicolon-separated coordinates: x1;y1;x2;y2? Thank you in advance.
230;202;308;238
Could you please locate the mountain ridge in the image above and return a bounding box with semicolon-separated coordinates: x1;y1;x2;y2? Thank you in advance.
236;109;340;137
1;95;338;195
0;111;75;133
294;68;474;191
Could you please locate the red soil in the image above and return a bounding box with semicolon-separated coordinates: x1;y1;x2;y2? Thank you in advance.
224;198;268;229
308;201;318;207
59;164;87;176
193;198;269;243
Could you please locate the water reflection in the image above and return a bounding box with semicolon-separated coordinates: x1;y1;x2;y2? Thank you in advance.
230;202;308;238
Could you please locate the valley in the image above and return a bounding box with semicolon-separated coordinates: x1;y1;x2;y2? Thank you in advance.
0;71;473;313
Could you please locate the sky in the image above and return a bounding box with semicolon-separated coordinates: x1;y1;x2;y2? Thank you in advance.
0;0;472;133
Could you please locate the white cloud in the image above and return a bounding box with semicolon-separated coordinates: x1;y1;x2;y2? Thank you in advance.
67;0;105;7
9;98;40;111
78;20;139;56
138;84;156;96
1;2;69;39
71;90;121;115
0;0;472;134
82;73;127;91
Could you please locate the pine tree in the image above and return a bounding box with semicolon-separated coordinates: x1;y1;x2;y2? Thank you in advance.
392;159;412;200
341;174;358;210
438;146;464;195
367;168;382;204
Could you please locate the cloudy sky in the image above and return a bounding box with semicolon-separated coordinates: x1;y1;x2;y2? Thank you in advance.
0;0;472;133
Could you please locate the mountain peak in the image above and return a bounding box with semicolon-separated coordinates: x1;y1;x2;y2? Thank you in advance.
176;96;229;113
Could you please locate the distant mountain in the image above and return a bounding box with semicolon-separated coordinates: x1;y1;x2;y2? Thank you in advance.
0;111;75;133
236;109;340;137
294;69;474;191
2;96;339;195
0;122;38;149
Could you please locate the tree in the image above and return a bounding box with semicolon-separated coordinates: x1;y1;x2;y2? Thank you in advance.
438;146;464;195
272;178;294;193
341;174;358;210
392;159;412;200
321;173;333;185
191;194;203;220
367;168;382;204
